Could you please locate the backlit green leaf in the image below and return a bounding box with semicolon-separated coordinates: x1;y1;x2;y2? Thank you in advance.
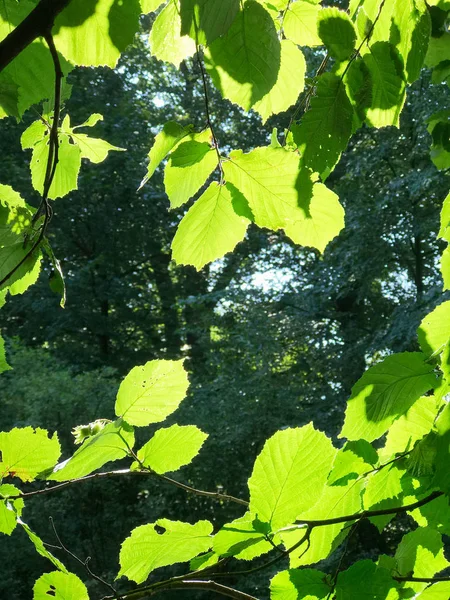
171;182;250;269
253;41;306;123
141;0;166;12
164;133;218;208
418;300;450;358
340;352;437;442
271;568;331;600
205;0;281;110
416;582;450;599
33;571;89;600
391;0;431;83
118;519;212;584
223;146;307;231
284;183;345;253
395;527;449;594
317;7;356;61
115;359;189;426
328;440;378;485
0;427;61;482
248;424;336;530
49;420;134;481
54;0;141;68
335;560;398;599
140;121;194;187
149;0;196;67
363;42;406;128
283;1;322;47
134;424;208;473
291;73;354;176
0;484;24;536
180;0;240;45
213;513;276;561
282;479;364;567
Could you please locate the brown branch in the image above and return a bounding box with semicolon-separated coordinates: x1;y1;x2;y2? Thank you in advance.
296;490;442;527
124;579;258;600
0;0;72;73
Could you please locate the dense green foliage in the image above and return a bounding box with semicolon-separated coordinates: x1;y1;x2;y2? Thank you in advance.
0;0;450;599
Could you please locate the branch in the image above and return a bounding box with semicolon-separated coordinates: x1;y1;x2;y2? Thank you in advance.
0;0;72;73
104;579;258;600
296;491;442;527
4;468;248;507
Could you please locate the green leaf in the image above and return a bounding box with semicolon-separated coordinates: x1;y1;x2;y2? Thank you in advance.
418;300;450;358
317;7;357;61
140;121;194;187
362;42;406;128
283;1;322;47
335;560;398;599
164;133;218;208
134;424;208;473
416;583;450;599
223;146;307;231
118;519;212;584
171;182;250;270
0;38;72;118
382;395;439;458
213;513;276;560
0;427;61;482
363;463;406;509
284;183;345;253
0;484;24;536
69;133;124;164
395;527;449;594
270;568;331;600
205;0;281;110
0;242;42;294
248;424;336;530
0;184;33;246
328;440;378;485
149;0;196;67
115;359;189;426
29;134;82;200
391;0;431;83
291;73;354;177
33;571;89;600
340;352;437;442
49;419;134;481
180;0;240;45
281;478;364;567
189;550;219;571
441;246;450;290
253;41;306;123
18;518;68;572
410;494;450;537
54;0;141;68
425;32;450;68
0;333;10;374
438;192;450;241
141;0;165;12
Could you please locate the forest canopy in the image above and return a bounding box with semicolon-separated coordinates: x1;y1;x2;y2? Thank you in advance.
0;1;450;599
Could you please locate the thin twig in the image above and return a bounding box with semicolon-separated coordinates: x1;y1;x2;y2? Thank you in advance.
50;517;122;599
195;44;224;183
105;579;258;600
3;467;248;507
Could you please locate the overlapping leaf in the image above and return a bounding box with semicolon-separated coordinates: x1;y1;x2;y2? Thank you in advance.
0;484;24;536
248;424;336;530
283;1;322;47
149;0;196;67
134;424;208;473
49;419;134;481
118;519;212;583
205;0;280;110
213;513;277;561
171;182;250;269
33;571;89;600
340;352;437;442
271;568;331;600
0;427;61;482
